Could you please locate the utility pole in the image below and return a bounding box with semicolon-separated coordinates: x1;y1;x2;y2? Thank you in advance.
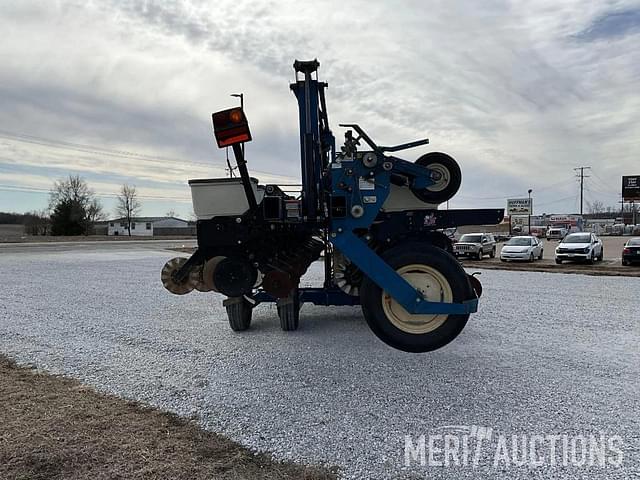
528;189;532;234
574;166;591;215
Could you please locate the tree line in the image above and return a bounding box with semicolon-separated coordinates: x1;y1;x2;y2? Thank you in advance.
1;175;143;236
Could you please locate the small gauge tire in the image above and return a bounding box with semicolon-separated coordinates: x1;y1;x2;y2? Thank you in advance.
412;152;462;204
277;289;300;331
225;297;252;331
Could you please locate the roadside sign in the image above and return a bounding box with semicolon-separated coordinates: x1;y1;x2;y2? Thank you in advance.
622;175;640;201
507;198;532;215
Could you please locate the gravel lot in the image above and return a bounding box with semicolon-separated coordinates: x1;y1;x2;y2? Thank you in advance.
1;246;639;479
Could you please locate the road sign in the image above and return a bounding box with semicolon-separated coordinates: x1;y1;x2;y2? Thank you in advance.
507;198;532;215
622;175;640;201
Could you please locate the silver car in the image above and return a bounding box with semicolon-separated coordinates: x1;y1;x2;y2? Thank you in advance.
555;232;603;264
500;236;543;262
453;233;496;260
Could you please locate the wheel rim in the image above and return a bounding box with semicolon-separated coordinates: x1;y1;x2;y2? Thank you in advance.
425;163;450;192
381;264;453;334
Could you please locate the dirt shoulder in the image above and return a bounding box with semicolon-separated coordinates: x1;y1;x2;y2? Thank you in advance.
0;234;195;243
0;355;336;480
461;258;640;277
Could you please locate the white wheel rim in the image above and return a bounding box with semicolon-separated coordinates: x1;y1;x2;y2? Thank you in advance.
381;264;453;334
426;163;450;192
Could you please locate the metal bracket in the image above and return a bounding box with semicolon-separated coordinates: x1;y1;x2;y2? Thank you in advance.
330;231;477;315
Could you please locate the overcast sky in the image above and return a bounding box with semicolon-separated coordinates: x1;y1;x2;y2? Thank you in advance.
1;0;639;219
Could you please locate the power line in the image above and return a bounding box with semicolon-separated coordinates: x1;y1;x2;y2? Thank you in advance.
456;177;575;201
590;170;620;194
0;184;191;202
0;129;299;182
534;195;577;208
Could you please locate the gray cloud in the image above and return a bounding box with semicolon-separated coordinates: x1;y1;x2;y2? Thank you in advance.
0;0;639;216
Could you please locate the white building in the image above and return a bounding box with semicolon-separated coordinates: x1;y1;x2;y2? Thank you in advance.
107;217;190;236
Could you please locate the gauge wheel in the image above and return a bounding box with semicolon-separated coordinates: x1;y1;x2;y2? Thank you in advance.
489;247;496;258
411;152;462;204
277;289;300;331
224;297;252;331
360;243;473;353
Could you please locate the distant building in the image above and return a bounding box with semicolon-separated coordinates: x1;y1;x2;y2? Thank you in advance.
106;217;193;236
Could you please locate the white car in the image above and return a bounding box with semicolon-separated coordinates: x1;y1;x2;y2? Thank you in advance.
547;227;567;240
555;232;603;264
500;236;543;262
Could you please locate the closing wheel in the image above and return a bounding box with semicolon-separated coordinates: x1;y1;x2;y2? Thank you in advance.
161;257;194;295
360;243;473;353
277;288;300;331
188;264;213;292
411;152;462;204
224;297;252;331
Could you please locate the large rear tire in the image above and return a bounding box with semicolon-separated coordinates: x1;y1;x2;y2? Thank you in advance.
360;243;473;353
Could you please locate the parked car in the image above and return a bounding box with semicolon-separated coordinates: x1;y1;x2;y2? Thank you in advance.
453;233;496;260
622;237;640;266
529;226;547;238
547;227;567;240
500;236;543;262
555;232;603;264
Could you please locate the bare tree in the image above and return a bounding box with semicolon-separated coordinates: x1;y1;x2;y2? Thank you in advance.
48;175;102;235
115;184;142;236
23;210;50;235
49;175;92;212
86;198;105;234
165;209;177;218
589;200;605;215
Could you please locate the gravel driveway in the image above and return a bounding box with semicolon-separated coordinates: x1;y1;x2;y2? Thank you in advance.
1;247;638;479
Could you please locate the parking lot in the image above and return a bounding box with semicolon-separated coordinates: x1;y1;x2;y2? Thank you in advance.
0;242;638;479
461;236;640;277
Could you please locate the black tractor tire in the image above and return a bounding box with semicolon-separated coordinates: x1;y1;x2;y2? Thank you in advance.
224;297;252;331
490;247;496;259
360;243;473;353
277;289;300;331
412;152;462;204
